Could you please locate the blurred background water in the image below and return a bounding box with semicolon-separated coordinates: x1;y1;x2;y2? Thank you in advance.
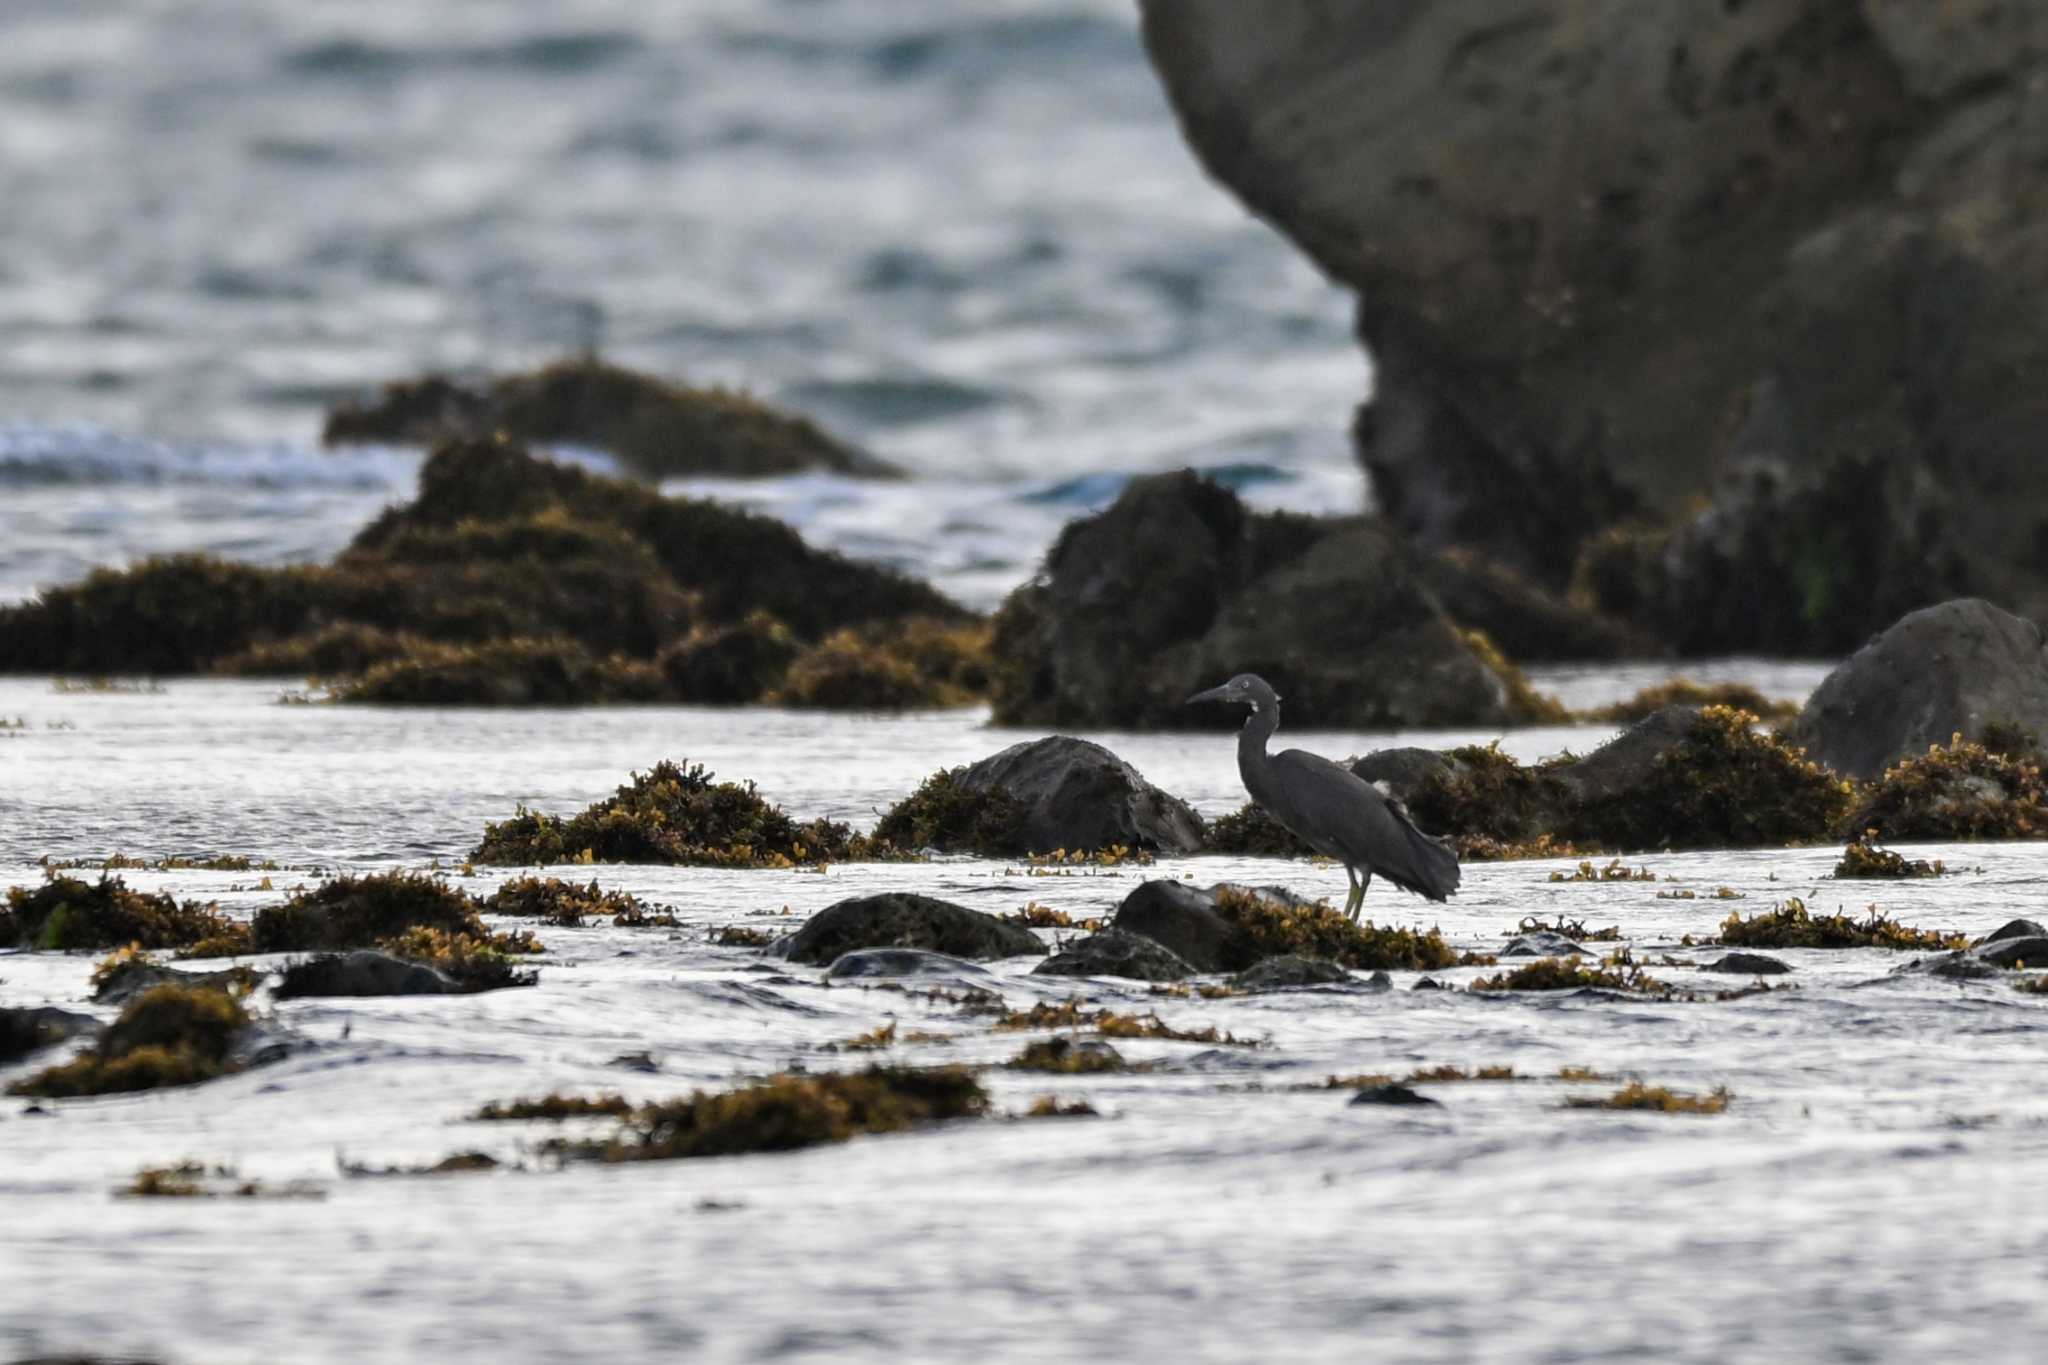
0;0;1366;608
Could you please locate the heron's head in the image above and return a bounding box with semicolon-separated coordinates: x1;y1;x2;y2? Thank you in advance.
1186;673;1279;713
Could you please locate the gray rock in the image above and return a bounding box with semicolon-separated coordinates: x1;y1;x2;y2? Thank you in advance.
988;473;1528;730
1981;919;2048;945
955;735;1203;854
1349;747;1458;803
1231;955;1353;991
1703;952;1793;976
1109;879;1241;974
92;959;256;1006
1896;952;2004;982
0;1006;99;1063
770;893;1047;967
1558;706;1700;805
1502;932;1586;959
1032;929;1193;983
1971;936;2048;970
1348;1083;1440;1108
1412;977;1446;992
1787;600;2048;779
274;951;457;999
825;948;990;981
1138;2;2048;633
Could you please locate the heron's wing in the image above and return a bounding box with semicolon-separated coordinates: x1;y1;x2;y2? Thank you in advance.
1270;750;1461;902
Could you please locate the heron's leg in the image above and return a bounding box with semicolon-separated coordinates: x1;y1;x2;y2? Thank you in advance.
1342;865;1363;921
1349;870;1374;922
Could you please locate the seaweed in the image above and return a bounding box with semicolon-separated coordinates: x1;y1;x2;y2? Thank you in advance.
1845;737;2048;841
1;875;249;954
1515;915;1622;942
328;635;667;706
712;925;778;948
1210;886;1458;971
1461;629;1571;725
1006;1038;1131;1074
1565;1082;1731;1114
213;622;425;678
251;871;486;951
993;1000;1249;1045
472;760;862;867
657;611;802;704
1023;1096;1099;1118
1715;898;1965;951
471;1094;634;1122
870;768;1030;857
1469;956;1673;993
1400;1064;1518;1082
1584;680;1797;724
377;927;539;992
1406;743;1574;843
1547;859;1656;883
772;616;992;711
580;1065;986;1161
1201;802;1315;856
8;984;248;1098
1832;833;1943;880
483;876;658;926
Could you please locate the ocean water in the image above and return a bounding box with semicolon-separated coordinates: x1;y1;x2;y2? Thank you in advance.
4;677;2048;1364
0;0;1363;610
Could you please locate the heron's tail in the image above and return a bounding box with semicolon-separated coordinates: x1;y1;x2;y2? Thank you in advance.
1383;803;1462;902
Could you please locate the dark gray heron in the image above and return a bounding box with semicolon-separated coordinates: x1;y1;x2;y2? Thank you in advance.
1188;673;1460;918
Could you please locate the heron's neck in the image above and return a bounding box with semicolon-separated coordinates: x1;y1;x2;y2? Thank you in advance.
1237;703;1278;777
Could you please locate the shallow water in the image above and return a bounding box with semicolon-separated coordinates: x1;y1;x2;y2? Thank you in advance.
5;675;2047;1363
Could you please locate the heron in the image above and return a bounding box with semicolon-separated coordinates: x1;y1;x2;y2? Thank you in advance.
1188;673;1460;919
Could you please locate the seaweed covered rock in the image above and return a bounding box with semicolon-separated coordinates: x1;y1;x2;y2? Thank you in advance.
274;950;459;999
988;472;1540;729
589;1065;986;1162
324;357;902;481
1403;744;1575;846
482;876;657;926
1032;928;1194;983
473;760;857;867
328;636;666;706
1787;600;2048;780
771;893;1047;967
1;875;249;954
772;617;993;711
1200;802;1313;856
1845;738;2048;841
6;984;252;1098
0;1006;98;1063
1110;880;1456;973
251;872;484;951
657;611;802;704
91;953;260;1005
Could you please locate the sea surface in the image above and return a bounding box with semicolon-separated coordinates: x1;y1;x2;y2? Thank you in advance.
7;673;2048;1364
0;0;1363;611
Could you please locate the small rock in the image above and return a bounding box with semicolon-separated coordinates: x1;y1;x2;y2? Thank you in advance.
1702;952;1794;976
1109;880;1241;973
1412;977;1445;991
1348;1083;1441;1108
1362;971;1394;992
1502;932;1586;958
954;735;1205;854
770;893;1047;966
824;948;991;980
274;951;458;999
1349;748;1458;803
1897;952;2005;981
608;1051;660;1073
1231;955;1353;991
1032;929;1194;983
1981;918;2048;945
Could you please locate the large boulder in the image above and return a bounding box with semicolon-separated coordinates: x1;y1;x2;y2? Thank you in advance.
1786;600;2048;780
990;472;1549;729
769;893;1047;967
1139;1;2048;632
955;737;1204;855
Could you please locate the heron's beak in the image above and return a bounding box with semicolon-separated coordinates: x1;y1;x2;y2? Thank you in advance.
1185;684;1231;705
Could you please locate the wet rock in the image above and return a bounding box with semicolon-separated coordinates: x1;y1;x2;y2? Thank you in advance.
1414;545;1659;662
824;948;991;981
93;959;259;1006
953;736;1203;855
1412;977;1445;991
1971;936;2048;970
770;893;1047;967
1557;706;1702;806
1032;929;1193;983
1981;919;2048;946
0;1006;98;1063
1502;932;1586;959
608;1051;661;1073
1896;952;2005;982
274;951;458;999
1348;1083;1440;1108
1108;880;1242;974
1138;3;2048;631
1787;600;2048;780
1230;955;1353;991
988;473;1538;729
324;357;903;481
1703;952;1794;977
